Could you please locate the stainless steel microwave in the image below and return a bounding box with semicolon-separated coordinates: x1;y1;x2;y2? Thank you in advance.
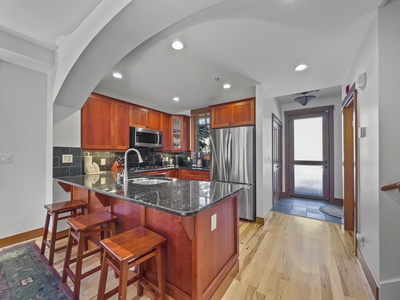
129;127;163;148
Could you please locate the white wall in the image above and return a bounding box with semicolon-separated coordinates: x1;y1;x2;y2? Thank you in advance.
280;96;343;199
255;84;281;219
343;13;380;285
0;61;50;238
377;1;400;297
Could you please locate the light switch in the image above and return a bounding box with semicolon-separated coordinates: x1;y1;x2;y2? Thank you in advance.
101;158;106;165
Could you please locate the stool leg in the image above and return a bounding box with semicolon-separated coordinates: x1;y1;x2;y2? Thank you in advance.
97;250;109;300
137;263;144;296
40;212;51;255
155;246;166;299
48;212;59;265
62;229;74;283
118;260;129;300
73;231;85;300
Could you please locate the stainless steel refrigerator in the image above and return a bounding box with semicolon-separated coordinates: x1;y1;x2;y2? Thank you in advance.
210;126;255;221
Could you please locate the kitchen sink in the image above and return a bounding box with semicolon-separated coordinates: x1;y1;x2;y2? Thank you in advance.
128;177;171;185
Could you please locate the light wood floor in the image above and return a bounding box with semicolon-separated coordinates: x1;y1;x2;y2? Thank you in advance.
7;212;374;300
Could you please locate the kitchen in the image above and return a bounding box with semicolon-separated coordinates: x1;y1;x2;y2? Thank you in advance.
1;0;397;299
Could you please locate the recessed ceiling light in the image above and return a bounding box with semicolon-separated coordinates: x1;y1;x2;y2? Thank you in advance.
294;64;309;72
223;83;231;89
171;40;185;50
112;72;123;79
173;97;180;102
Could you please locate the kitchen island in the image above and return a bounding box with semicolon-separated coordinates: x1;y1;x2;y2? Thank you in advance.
55;172;243;300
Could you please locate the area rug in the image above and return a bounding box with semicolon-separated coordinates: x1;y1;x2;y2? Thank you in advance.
319;204;343;219
0;241;73;299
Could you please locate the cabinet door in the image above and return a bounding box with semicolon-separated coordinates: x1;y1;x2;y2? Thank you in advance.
112;101;130;150
81;96;113;149
171;116;191;152
157;113;171;151
179;169;210;181
231;99;255;126
147;110;162;130
129;106;147;128
211;104;231;128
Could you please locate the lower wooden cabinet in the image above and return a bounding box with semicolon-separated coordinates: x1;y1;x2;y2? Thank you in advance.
178;169;210;181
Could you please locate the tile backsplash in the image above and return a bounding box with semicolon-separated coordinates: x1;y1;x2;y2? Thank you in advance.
53;147;83;177
53;147;193;177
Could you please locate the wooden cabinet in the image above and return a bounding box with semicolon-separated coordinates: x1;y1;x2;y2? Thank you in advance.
156;113;171;151
171;116;190;152
178;169;210;181
81;94;129;150
129;106;161;130
211;98;255;128
139;169;177;178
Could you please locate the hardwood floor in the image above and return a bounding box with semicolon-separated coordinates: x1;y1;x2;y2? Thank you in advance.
223;212;374;300
4;212;374;299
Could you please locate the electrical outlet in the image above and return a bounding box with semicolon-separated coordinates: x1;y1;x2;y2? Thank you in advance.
62;154;73;163
101;177;106;185
101;158;106;165
211;214;217;231
0;154;14;164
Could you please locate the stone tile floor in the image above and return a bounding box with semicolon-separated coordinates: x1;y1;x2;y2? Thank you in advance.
272;197;343;224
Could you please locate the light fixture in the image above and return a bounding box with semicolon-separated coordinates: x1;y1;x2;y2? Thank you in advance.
171;40;185;50
294;64;309;72
294;92;315;106
223;83;231;89
173;97;180;102
112;72;123;79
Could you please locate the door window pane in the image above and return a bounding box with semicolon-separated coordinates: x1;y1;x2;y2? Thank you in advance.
294;165;323;197
294;117;322;161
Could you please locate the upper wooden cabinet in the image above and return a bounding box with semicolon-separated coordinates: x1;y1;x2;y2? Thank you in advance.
156;113;171;152
171;116;190;152
129;106;161;130
81;94;129;150
211;98;255;128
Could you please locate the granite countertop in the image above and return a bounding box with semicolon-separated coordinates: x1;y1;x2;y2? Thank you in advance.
54;171;242;217
132;166;210;173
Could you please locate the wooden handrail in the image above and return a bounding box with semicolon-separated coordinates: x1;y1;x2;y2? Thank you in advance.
381;182;400;191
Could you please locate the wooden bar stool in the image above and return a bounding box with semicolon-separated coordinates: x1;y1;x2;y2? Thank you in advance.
97;226;166;300
40;200;87;265
62;210;118;300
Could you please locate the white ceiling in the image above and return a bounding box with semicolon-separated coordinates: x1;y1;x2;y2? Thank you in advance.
0;0;385;113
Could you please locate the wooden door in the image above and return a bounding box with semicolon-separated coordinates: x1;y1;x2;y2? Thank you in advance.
342;84;358;233
272;114;283;205
211;105;231;128
81;95;113;149
112;101;129;150
147;110;162;130
285;106;334;201
129;105;147;128
231;99;255;126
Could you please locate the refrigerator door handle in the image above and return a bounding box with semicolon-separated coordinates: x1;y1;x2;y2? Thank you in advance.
228;132;232;179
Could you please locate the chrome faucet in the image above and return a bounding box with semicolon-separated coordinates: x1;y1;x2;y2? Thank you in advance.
123;148;143;183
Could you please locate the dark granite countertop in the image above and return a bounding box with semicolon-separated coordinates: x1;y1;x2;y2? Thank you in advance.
54;171;242;217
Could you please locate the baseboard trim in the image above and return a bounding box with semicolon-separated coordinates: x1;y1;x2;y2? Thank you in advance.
0;227;44;248
330;198;343;205
357;248;379;300
255;211;272;225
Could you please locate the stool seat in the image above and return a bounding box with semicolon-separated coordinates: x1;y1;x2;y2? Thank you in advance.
40;200;87;265
98;227;166;300
62;210;118;300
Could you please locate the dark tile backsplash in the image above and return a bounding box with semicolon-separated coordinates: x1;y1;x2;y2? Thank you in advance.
53;147;193;177
53;147;83;177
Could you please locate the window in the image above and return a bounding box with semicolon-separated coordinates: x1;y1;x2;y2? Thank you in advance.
191;108;211;154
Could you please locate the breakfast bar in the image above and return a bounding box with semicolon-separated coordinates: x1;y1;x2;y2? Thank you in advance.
55;172;243;300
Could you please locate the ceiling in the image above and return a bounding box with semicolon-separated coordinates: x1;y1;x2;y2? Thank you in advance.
0;0;385;113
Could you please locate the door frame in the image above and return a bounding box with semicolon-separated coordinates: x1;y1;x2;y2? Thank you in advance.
272;114;283;206
342;83;358;233
284;105;335;201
